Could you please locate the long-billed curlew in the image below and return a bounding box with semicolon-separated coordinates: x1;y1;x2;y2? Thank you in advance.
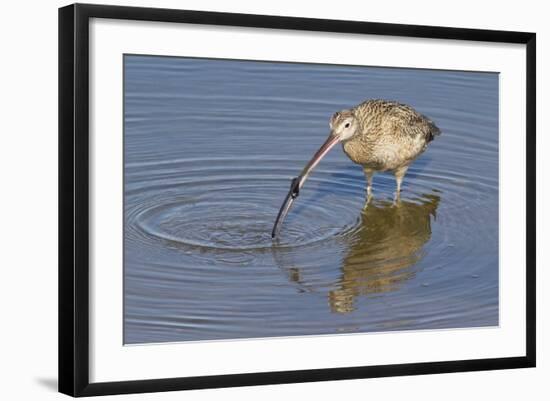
272;99;441;238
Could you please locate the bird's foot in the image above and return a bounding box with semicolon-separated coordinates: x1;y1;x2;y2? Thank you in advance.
392;191;401;206
362;192;373;211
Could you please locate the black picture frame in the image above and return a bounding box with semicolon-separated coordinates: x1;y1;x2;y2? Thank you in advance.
59;3;536;397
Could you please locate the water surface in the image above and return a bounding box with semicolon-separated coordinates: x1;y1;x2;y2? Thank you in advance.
124;55;499;344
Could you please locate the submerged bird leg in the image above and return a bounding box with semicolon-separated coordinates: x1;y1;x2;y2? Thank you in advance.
364;168;374;203
393;165;408;203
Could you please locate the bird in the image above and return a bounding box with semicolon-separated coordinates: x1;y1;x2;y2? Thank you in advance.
272;99;440;238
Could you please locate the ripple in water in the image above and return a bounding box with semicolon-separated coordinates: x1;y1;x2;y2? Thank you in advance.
127;158;367;251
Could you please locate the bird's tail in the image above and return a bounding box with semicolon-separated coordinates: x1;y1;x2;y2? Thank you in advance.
427;120;441;142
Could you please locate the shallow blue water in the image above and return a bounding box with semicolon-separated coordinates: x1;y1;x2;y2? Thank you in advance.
124;55;499;344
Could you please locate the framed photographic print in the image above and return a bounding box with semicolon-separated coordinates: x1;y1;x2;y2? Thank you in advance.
58;3;536;397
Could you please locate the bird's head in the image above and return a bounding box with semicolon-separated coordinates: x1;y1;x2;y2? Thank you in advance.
329;110;359;141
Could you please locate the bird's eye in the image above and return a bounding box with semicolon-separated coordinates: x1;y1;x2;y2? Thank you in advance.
345;123;350;128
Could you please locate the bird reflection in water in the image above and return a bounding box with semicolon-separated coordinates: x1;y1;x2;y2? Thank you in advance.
274;194;440;314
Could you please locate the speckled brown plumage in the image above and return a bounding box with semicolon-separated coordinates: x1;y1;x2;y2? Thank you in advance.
332;99;440;196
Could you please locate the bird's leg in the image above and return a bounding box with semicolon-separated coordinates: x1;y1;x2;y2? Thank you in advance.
393;165;408;203
363;168;374;206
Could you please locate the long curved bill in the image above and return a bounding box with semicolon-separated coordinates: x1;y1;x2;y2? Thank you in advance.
271;134;340;239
